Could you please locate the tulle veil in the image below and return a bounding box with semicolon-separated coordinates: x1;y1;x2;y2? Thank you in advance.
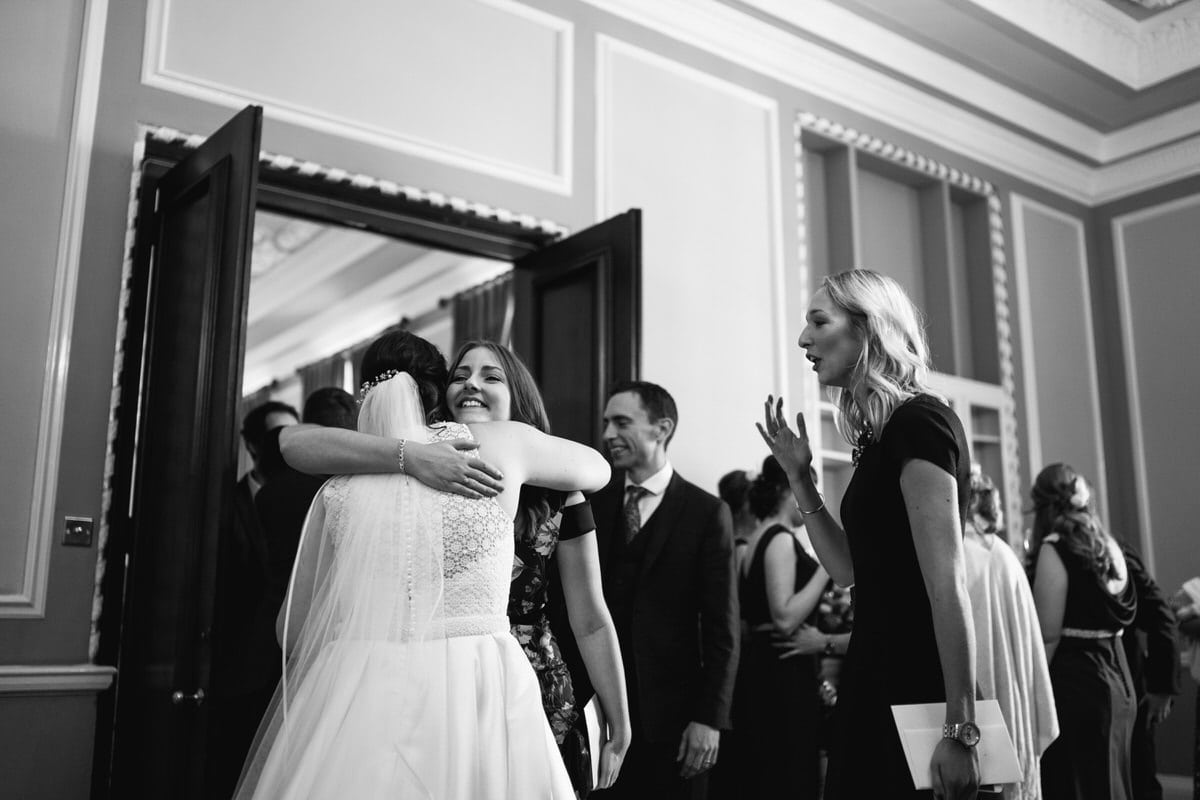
233;372;452;798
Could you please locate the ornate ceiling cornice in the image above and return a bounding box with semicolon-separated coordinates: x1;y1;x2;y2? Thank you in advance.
963;0;1200;88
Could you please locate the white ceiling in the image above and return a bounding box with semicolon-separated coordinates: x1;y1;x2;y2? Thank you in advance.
243;210;509;394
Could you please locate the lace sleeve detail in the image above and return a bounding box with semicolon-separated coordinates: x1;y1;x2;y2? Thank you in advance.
323;476;350;547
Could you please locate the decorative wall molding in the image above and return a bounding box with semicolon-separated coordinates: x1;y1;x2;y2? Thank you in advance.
1092;133;1200;203
0;664;116;696
582;0;1200;205
1009;195;1110;525
963;0;1200;89
1;0;109;618
142;0;575;195
794;113;1023;535
1108;192;1200;572
596;35;788;390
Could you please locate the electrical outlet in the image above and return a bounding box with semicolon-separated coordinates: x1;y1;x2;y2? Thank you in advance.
63;516;93;547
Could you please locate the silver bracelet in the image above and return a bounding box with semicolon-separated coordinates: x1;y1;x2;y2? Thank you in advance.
796;493;825;515
397;438;407;474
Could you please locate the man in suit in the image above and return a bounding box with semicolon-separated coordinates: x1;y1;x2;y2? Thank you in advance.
1120;543;1180;800
206;400;298;799
589;381;739;799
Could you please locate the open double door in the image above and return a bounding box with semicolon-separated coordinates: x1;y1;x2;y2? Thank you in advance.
97;106;640;798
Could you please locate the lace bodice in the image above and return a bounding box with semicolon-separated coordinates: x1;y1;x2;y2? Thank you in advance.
430;423;514;629
318;422;513;638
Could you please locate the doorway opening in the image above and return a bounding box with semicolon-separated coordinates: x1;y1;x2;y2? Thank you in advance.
92;109;641;799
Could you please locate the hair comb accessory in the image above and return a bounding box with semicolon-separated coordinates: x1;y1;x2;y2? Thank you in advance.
358;369;405;403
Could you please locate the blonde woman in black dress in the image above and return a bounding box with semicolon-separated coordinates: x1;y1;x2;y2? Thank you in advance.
758;269;980;800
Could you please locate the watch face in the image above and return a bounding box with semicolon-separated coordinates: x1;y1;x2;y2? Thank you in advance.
959;722;981;747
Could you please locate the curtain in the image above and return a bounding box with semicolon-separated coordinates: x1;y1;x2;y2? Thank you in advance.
297;352;347;402
451;273;513;354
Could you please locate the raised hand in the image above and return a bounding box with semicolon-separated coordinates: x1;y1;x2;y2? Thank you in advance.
755;394;814;482
403;439;504;498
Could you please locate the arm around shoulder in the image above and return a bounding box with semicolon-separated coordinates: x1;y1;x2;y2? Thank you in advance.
477;421;610;493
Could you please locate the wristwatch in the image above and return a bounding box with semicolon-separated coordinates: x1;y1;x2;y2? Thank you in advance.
822;636;836;657
942;721;981;748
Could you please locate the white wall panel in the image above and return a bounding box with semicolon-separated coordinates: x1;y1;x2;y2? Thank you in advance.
144;0;573;192
598;37;785;494
1112;194;1200;579
1011;195;1108;524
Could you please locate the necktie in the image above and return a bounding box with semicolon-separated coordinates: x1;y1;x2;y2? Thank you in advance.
623;485;650;544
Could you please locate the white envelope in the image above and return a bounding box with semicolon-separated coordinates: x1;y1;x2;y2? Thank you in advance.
584;695;601;787
890;699;1022;791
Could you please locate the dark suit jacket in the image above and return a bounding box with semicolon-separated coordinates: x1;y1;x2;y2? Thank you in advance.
1121;544;1181;697
211;475;281;696
589;469;739;742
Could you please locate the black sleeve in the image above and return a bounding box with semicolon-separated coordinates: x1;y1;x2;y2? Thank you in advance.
880;399;963;478
696;497;739;730
557;499;595;541
1124;545;1182;695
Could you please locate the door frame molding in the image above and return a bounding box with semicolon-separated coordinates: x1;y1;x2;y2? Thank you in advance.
92;126;574;775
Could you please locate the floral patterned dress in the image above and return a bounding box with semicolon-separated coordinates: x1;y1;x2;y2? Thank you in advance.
510;510;592;796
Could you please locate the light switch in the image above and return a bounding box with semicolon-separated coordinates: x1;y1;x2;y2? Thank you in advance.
63;516;93;547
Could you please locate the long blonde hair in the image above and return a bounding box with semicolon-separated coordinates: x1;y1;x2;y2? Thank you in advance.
821;270;934;445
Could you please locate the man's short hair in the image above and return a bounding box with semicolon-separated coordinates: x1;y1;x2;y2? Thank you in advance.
302;387;357;430
608;380;678;447
241;400;299;451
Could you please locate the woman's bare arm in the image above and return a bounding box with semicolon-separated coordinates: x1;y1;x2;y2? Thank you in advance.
763;534;829;635
556;532;630;788
279;424;504;497
903;458;979;798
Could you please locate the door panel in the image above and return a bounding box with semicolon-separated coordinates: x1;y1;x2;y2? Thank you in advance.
512;209;641;447
104;106;261;800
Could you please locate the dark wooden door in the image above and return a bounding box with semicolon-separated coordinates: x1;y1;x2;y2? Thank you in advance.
103;106;261;799
512;210;641;447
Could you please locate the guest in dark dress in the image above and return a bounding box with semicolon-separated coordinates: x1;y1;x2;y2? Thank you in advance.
758;269;980;800
1029;463;1137;800
718;468;757;572
712;455;828;799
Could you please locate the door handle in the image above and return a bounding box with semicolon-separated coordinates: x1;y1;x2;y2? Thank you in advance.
171;688;206;706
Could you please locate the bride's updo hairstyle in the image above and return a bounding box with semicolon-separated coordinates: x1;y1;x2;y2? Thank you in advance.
360;330;449;422
821;269;933;445
1030;462;1118;582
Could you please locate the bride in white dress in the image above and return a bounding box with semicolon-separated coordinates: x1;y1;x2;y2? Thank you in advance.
234;332;610;799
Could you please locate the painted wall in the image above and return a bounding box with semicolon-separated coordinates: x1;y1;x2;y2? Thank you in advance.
1;0;1192;794
1094;176;1200;776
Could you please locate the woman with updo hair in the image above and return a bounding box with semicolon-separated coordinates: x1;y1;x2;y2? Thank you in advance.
1029;463;1136;800
711;455;828;798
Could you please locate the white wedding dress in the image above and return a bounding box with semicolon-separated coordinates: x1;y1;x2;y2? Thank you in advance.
234;373;573;799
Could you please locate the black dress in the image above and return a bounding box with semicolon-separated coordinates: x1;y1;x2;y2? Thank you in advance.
719;524;822;798
1038;533;1137;800
509;509;592;797
825;395;970;799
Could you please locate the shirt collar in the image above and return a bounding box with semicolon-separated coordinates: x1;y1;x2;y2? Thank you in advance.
625;461;673;496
